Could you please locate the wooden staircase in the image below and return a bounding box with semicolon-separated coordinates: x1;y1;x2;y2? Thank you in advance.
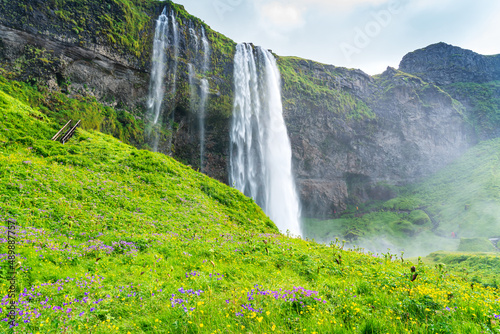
52;120;81;144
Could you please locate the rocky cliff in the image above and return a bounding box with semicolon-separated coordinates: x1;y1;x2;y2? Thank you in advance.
1;1;496;219
279;58;473;217
0;0;235;181
399;42;500;85
400;42;500;140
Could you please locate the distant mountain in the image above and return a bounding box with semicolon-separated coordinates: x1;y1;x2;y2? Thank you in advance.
400;43;500;140
399;42;500;85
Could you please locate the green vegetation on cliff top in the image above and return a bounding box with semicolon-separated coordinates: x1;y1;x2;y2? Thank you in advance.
1;67;500;334
0;0;235;63
278;57;375;121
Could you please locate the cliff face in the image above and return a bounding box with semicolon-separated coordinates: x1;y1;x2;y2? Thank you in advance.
0;0;153;103
399;42;500;85
0;0;235;181
1;2;494;219
279;58;472;217
399;42;500;140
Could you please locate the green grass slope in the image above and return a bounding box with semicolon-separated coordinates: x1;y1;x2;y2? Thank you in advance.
424;251;500;288
0;79;499;333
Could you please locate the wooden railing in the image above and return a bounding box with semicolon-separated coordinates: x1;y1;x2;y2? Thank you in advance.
51;120;81;144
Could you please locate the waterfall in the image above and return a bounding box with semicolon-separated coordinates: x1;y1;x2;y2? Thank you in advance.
188;63;197;115
170;10;179;96
199;27;210;172
162;10;179;154
230;43;302;236
189;27;199;56
201;27;210;73
147;7;169;125
199;78;208;171
146;8;182;152
187;26;210;172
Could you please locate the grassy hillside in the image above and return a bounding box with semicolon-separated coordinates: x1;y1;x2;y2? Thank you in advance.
0;78;499;333
0;70;146;148
304;138;500;257
423;252;500;288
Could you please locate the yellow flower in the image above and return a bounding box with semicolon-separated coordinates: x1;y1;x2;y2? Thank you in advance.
200;324;204;328
257;316;263;323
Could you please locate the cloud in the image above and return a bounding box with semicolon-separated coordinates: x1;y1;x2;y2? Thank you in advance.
257;1;305;32
175;0;498;76
464;2;500;55
287;0;392;11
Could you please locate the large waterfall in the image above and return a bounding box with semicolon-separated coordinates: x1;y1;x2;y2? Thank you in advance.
147;7;169;125
230;43;302;236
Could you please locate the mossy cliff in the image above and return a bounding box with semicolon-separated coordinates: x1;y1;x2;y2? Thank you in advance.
1;1;497;218
0;0;236;182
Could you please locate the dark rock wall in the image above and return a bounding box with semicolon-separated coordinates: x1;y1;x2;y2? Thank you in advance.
400;42;500;140
281;62;473;217
399;42;500;85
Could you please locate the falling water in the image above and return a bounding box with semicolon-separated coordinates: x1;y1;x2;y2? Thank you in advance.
189;27;199;55
162;10;180;154
199;27;210;172
230;43;302;236
201;27;210;73
188;63;197;115
170;10;179;96
199;78;208;171
147;7;169;125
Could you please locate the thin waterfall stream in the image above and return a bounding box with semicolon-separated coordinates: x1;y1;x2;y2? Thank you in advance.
147;7;169;126
199;27;210;172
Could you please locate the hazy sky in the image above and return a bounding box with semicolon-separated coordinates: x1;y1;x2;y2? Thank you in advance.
171;0;500;75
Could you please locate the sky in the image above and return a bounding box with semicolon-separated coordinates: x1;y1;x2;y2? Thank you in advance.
171;0;500;75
